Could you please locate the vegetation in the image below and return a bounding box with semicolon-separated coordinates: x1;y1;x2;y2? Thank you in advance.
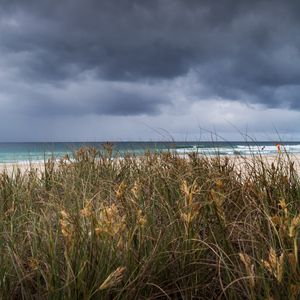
0;146;299;299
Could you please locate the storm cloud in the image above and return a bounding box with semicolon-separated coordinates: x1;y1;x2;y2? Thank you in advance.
0;0;300;140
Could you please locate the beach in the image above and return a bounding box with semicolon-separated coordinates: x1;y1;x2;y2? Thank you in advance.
0;161;45;175
1;152;300;175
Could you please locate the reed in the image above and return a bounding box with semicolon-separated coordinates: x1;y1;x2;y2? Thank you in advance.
0;146;299;299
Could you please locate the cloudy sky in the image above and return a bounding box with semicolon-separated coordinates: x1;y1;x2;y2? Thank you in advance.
0;0;300;141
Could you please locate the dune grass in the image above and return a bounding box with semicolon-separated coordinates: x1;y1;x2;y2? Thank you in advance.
0;146;299;299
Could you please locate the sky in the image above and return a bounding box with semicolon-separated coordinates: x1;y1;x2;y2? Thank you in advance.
0;0;300;141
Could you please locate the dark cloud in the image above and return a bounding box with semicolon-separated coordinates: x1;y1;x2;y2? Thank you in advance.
26;88;167;117
0;79;170;117
0;0;300;118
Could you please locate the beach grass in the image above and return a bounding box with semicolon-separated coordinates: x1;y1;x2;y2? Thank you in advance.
0;146;299;299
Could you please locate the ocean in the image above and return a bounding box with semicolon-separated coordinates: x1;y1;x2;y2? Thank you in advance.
0;141;299;163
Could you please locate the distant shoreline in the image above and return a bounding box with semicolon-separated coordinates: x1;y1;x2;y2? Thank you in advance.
1;152;300;175
0;141;299;162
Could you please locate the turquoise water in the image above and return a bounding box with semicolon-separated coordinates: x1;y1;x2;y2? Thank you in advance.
0;141;299;163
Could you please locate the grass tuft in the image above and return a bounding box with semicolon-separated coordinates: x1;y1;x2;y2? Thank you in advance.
0;146;299;299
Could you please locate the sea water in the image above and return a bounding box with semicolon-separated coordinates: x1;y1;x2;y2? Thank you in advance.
0;141;299;163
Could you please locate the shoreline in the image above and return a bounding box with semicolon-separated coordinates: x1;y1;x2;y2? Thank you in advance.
0;153;300;175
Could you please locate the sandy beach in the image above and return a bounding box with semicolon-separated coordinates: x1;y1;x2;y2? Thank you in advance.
232;153;300;173
1;153;300;175
0;162;45;175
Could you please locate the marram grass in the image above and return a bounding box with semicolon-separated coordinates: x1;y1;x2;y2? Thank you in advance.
0;146;299;299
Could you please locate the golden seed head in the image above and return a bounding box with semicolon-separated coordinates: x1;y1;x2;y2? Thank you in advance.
97;204;126;236
215;179;223;188
261;247;284;283
180;180;190;197
136;209;147;228
28;257;39;270
289;214;300;238
278;198;287;210
271;215;281;226
99;267;126;290
268;248;277;267
80;201;93;218
80;207;91;217
239;253;255;288
59;209;73;242
210;189;224;208
131;180;141;198
60;210;69;220
239;252;251;266
115;182;127;199
180;211;196;225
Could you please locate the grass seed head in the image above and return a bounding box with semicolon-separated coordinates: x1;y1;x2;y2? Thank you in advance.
80;201;93;218
115;182;127;199
97;204;126;236
239;253;255;288
278;198;288;216
99;267;126;290
261;247;284;283
131;180;141;198
28;257;40;271
215;179;223;188
288;214;300;238
60;210;73;243
136;209;147;228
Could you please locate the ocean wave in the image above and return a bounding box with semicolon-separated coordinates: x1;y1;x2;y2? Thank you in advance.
170;144;300;156
0;143;300;163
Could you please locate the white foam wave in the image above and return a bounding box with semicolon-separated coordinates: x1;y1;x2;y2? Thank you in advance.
170;144;300;156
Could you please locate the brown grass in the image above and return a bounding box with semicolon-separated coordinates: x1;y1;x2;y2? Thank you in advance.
0;146;299;299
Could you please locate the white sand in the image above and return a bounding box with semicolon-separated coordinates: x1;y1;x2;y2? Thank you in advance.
0;162;45;175
233;153;300;172
0;153;299;175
